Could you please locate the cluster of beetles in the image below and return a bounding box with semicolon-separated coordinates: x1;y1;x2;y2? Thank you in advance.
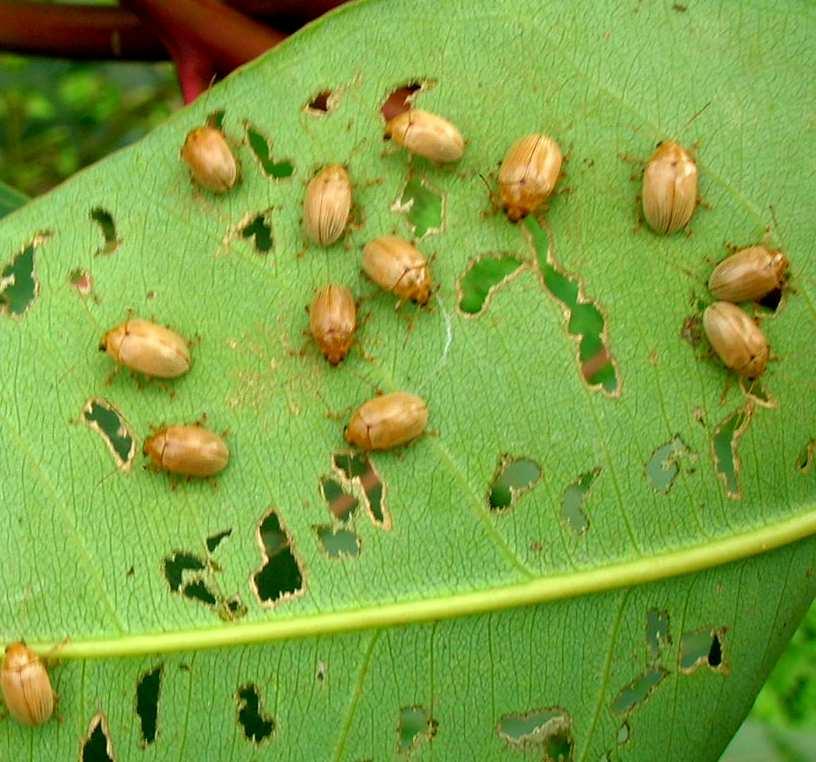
0;98;788;727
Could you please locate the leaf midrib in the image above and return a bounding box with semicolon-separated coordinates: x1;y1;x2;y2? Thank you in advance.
23;508;816;660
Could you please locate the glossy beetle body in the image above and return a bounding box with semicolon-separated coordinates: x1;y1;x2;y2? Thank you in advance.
708;246;788;302
144;425;229;477
642;140;698;234
362;236;432;305
309;284;356;365
703;301;769;378
499;133;563;221
1;642;54;727
304;164;352;246
345;392;428;451
181;126;238;193
385;109;464;163
100;319;190;379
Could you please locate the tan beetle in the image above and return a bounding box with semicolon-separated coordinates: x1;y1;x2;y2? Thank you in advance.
345;392;428;451
144;424;229;478
180;126;238;193
642;140;698;234
1;642;55;726
303;164;352;246
309;284;356;365
362;236;432;306
498;133;563;221
100;318;191;379
703;301;769;378
708;246;788;303
385;109;465;163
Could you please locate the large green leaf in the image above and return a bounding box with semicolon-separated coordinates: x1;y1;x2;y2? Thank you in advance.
1;0;815;759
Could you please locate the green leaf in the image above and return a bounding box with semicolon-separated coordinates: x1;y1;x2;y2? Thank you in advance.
0;179;28;219
1;1;815;759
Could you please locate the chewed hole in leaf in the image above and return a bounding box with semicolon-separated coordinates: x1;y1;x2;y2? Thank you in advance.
680;628;728;674
457;253;525;316
381;81;423;121
332;451;389;529
252;509;304;605
796;440;815;474
83;398;136;471
497;707;573;759
561;467;600;535
315;525;361;558
90;207;120;255
321;475;359;522
207;109;225;130
646;436;690;493
646;608;672;662
245;123;294;178
220;595;247;621
610;668;668;714
237;685;275;743
392;175;444;238
182;578;218;606
305;89;334;114
69;268;93;296
136;666;162;747
488;456;541;511
757;287;782;312
525;217;619;396
162;551;207;592
712;405;753;500
206;528;232;553
240;211;274;254
0;234;46;317
398;706;437;752
82;713;115;762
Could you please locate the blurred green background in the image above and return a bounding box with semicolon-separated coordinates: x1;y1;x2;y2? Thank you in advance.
0;53;813;761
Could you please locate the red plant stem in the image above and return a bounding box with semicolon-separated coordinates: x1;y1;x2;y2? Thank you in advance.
121;0;285;72
0;2;164;60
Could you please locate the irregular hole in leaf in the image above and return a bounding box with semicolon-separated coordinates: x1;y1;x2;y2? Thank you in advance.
245;122;294;178
617;721;630;745
488;456;542;511
315;525;361;558
795;440;815;474
332;451;389;529
321;475;359;522
305;89;335;114
398;706;437;753
162;551;207;593
236;684;275;743
252;508;304;605
206;109;225;130
381;81;423;121
206;529;233;553
561;467;601;535
742;379;777;409
136;665;162;747
219;595;247;621
0;232;49;317
497;707;573;757
712;404;753;500
646;435;690;493
646;608;672;662
610;668;669;714
90;207;120;256
525;217;619;396
82;713;115;762
82;398;136;471
391;174;444;239
679;628;728;674
69;268;93;296
757;287;782;312
239;211;274;254
182;577;218;607
457;253;525;316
